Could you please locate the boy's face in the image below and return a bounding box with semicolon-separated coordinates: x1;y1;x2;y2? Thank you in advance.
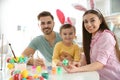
60;27;75;44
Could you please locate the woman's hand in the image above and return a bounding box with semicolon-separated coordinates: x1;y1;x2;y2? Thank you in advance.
72;61;81;67
64;61;105;73
63;64;80;73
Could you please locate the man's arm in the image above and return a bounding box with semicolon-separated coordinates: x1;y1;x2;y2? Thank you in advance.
22;47;45;66
22;47;35;65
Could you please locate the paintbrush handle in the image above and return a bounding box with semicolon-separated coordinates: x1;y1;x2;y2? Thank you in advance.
9;43;16;59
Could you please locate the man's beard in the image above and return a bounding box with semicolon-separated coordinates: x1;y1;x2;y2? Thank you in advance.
43;28;53;35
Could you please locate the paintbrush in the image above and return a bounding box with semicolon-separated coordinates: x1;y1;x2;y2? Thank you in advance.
8;43;16;59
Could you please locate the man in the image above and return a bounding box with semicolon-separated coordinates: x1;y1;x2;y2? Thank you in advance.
22;11;61;66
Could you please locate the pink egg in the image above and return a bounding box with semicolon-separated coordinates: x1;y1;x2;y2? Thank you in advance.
7;58;11;63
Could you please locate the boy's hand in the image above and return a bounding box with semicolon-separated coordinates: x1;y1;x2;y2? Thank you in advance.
59;51;73;61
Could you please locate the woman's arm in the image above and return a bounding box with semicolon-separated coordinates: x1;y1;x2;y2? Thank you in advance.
78;61;104;72
64;61;104;73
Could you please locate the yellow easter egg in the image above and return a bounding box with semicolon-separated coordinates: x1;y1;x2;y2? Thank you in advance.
20;55;24;58
36;66;42;73
9;76;13;80
21;69;28;78
14;57;19;62
33;74;39;79
7;63;14;69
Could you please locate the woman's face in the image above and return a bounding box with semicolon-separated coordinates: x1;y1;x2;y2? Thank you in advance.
83;13;101;36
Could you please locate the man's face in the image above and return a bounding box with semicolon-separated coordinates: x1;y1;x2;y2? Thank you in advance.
38;16;54;35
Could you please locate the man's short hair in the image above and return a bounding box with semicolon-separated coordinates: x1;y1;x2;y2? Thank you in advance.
37;11;54;20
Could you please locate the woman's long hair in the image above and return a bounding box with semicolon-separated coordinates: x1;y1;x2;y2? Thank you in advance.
82;9;120;64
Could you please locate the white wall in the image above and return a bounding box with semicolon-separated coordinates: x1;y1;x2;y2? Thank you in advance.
95;0;111;16
0;0;87;56
0;1;2;37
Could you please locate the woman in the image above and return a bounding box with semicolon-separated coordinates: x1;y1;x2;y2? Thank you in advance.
63;9;120;80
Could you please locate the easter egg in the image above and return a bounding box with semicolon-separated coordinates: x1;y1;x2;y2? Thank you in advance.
33;74;39;79
7;58;11;63
14;57;19;63
9;77;13;80
9;59;15;63
13;74;19;80
27;76;34;80
52;67;56;74
7;63;14;69
42;72;49;79
62;59;69;66
36;66;42;73
39;76;44;80
21;70;28;78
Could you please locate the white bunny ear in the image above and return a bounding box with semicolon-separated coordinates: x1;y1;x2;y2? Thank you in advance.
72;3;87;11
90;0;95;9
67;17;76;26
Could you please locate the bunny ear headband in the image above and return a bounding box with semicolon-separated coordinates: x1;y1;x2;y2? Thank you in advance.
56;9;76;26
72;0;95;12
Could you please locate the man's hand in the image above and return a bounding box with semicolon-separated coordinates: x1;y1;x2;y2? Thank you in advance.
33;58;45;67
27;57;45;67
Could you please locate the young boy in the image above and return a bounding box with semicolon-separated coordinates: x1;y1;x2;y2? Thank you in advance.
52;24;82;66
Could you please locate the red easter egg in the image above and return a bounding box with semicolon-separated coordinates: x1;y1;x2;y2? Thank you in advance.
27;76;34;80
39;76;44;80
14;74;19;80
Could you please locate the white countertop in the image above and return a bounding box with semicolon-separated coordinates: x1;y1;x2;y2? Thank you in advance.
0;65;99;80
49;71;99;80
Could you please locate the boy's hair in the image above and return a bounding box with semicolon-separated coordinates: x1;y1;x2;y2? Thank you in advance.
37;11;54;20
60;24;76;34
